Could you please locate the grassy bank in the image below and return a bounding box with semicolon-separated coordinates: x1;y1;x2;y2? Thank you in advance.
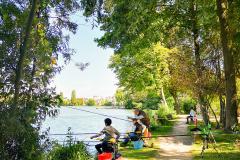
119;120;175;160
189;124;240;160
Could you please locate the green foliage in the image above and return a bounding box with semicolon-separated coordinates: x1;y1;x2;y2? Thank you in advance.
142;97;161;110
46;142;91;160
109;43;171;93
124;99;135;109
85;98;96;106
156;105;176;120
75;98;84;106
145;106;176;130
59;92;64;106
181;98;197;114
0;0;80;159
115;88;125;106
46;128;91;160
101;100;112;106
189;124;240;160
81;0;239;127
71;90;77;106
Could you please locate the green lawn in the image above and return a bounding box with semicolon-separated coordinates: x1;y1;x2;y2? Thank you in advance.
189;124;240;160
119;120;175;160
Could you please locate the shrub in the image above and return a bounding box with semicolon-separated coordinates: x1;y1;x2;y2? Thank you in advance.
157;104;176;118
46;128;92;160
124;100;134;109
85;98;96;106
145;105;176;129
46;142;91;160
142;97;161;110
181;98;196;114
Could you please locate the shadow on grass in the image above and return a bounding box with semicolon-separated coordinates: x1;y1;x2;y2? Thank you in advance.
120;146;158;160
151;120;176;136
194;151;240;160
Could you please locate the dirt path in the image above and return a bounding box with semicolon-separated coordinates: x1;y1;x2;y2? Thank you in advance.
155;115;193;160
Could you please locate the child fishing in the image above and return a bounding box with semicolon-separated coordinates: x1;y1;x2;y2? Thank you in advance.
90;118;120;154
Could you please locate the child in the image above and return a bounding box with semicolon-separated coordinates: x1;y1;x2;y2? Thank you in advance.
90;118;120;154
122;118;143;145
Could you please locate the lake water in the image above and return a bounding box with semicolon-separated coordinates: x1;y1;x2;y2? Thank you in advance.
42;106;133;152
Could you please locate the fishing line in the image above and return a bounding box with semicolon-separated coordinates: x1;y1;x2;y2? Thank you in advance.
49;133;128;136
64;106;132;122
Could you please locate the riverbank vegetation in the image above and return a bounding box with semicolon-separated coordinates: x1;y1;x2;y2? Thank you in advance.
59;90;113;106
46;142;91;160
46;128;92;160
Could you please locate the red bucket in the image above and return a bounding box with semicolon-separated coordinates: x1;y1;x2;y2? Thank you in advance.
98;152;112;160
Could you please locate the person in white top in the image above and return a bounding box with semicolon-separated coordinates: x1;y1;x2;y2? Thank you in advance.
186;107;195;124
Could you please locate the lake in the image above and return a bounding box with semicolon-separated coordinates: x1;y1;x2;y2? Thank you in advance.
42;106;133;153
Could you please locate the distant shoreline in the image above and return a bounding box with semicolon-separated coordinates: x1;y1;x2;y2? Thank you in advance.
60;105;126;109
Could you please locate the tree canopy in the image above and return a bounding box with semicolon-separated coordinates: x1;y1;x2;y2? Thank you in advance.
81;0;240;130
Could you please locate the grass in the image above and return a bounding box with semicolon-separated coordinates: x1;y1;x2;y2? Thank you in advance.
119;120;175;160
188;123;240;160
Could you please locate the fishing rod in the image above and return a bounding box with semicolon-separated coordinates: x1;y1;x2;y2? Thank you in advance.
64;106;132;122
49;133;199;139
49;132;128;136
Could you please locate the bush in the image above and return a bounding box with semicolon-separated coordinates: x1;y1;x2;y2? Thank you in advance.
145;105;176;129
46;128;92;160
124;99;135;109
181;98;196;114
85;98;96;106
46;142;91;160
142;97;161;110
102;101;113;106
157;104;176;118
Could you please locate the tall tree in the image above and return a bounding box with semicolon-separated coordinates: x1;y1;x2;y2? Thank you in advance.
189;0;209;124
216;0;238;130
0;0;80;158
13;0;38;107
109;43;172;108
71;90;77;106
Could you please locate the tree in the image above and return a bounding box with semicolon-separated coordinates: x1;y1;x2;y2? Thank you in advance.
13;0;38;107
115;89;125;106
86;98;96;106
59;92;64;106
216;0;238;130
109;43;172;108
76;98;84;106
71;90;77;106
0;0;80;158
81;0;239;128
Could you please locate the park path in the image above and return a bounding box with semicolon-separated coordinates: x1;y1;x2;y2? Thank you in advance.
155;115;193;160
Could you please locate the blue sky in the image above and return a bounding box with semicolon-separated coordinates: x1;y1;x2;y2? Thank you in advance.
53;13;118;98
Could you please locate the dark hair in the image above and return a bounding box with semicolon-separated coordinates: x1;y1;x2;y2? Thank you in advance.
104;118;112;126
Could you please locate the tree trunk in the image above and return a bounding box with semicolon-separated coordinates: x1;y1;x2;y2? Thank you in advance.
161;87;168;107
190;0;209;124
207;100;220;129
13;0;38;107
216;54;226;127
216;0;238;130
219;94;226;126
171;90;181;114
